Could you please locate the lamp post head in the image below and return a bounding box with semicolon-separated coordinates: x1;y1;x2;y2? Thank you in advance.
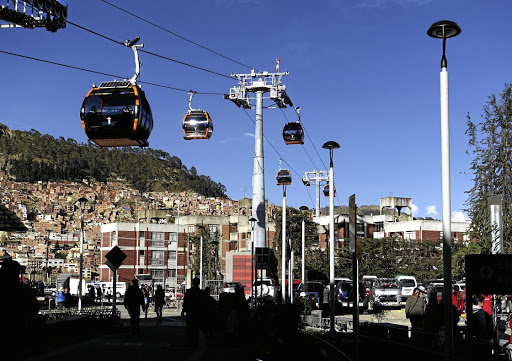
299;206;309;211
322;141;340;150
427;20;461;68
427;20;461;39
322;141;340;167
77;197;88;210
249;217;258;229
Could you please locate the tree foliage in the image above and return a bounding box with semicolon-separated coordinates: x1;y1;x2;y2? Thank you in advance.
0;124;227;198
465;84;512;252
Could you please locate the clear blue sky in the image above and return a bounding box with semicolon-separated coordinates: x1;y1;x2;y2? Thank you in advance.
1;0;511;220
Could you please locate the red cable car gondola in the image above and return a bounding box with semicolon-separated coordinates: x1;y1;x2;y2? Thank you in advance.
276;169;292;186
81;81;153;147
282;122;304;145
182;92;214;140
323;183;336;197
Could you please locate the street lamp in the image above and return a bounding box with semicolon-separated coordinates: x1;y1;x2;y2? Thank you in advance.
428;20;460;359
77;197;88;311
322;140;340;335
249;217;257;310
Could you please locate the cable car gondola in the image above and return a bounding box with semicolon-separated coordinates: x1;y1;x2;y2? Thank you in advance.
282;122;304;145
276;169;292;186
80;37;153;147
81;81;153;147
323;183;336;197
183;92;213;140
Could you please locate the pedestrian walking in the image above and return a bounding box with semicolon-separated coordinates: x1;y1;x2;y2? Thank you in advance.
181;277;207;346
124;279;144;335
405;287;426;329
154;284;165;323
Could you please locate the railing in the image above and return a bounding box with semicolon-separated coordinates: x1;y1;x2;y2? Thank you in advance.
39;307;120;321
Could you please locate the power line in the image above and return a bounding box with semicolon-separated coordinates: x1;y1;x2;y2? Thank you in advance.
0;49;224;95
65;19;233;79
99;0;255;71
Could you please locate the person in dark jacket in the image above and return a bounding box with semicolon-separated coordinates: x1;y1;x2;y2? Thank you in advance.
124;279;144;335
181;277;207;346
154;284;165;323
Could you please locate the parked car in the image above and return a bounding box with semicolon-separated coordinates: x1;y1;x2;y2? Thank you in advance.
253;278;279;299
396;275;417;301
222;282;245;293
368;277;402;311
335;280;368;309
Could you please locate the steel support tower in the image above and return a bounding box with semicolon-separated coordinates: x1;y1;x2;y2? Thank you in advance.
226;69;292;249
302;170;329;218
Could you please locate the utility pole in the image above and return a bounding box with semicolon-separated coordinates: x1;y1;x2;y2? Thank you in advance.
226;68;293;249
302;170;329;218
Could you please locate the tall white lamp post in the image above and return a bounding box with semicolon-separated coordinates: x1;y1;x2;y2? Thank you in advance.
77;197;88;311
428;20;461;359
299;206;308;292
322;141;340;335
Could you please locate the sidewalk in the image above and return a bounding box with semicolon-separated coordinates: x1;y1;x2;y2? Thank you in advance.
24;309;257;361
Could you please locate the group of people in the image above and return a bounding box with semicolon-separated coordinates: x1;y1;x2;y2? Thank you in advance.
404;285;495;348
123;279;166;335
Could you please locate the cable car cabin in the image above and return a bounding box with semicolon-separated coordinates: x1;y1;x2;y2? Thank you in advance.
282;122;304;145
323;184;336;197
276;169;292;186
80;81;153;147
183;110;213;140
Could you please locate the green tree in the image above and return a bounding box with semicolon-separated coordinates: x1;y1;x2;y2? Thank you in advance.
465;83;512;252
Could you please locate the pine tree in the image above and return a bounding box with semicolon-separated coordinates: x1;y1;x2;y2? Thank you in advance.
465;83;512;252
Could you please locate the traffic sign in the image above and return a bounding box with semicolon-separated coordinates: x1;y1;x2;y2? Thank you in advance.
105;245;127;271
466;254;512;294
255;247;270;269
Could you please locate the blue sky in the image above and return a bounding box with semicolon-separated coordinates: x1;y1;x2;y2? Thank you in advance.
1;0;511;220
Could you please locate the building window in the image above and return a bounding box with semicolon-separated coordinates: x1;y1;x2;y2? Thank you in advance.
229;241;237;251
140;250;145;256
188;225;195;233
139;231;145;238
151;251;164;265
151;270;164;281
229;223;238;233
152;232;164;247
375;222;384;232
209;224;219;235
168;269;176;278
169;232;178;242
168;251;177;261
405;231;416;240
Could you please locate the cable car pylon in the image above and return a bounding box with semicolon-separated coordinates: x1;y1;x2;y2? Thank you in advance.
226;66;292;251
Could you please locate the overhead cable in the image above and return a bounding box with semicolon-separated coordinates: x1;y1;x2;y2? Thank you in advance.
0;49;224;94
65;19;233;79
100;0;255;71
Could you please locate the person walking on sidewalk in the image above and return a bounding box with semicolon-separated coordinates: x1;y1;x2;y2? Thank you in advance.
405;287;426;329
181;277;207;346
124;279;144;335
154;284;165;323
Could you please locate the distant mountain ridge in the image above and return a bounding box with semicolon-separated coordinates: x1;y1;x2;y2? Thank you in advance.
0;123;227;198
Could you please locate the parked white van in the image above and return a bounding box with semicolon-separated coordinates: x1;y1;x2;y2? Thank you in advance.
99;281;129;298
396;275;417;301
